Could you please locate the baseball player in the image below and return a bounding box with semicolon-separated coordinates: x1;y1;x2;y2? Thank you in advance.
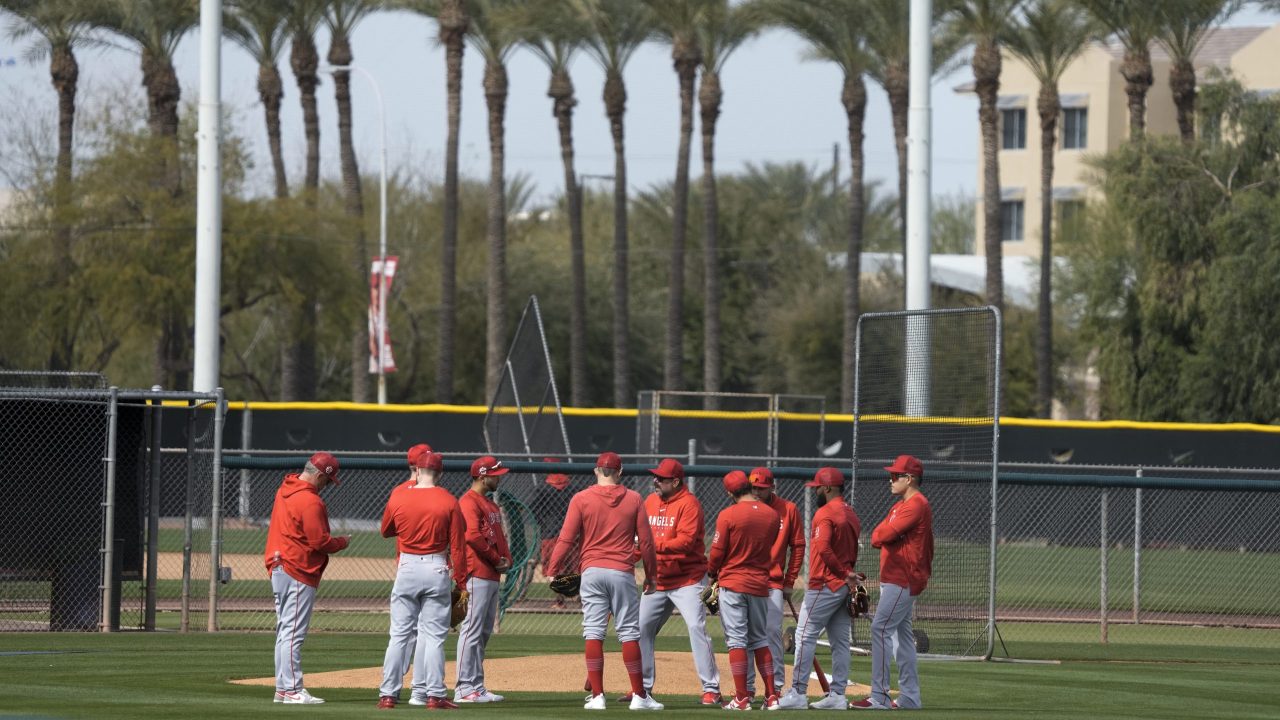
629;458;722;705
778;466;862;711
707;470;781;711
376;445;468;710
547;451;661;711
851;455;934;711
745;466;805;700
263;451;350;704
453;456;513;704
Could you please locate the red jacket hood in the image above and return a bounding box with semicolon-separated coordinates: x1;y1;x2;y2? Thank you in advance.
280;473;317;499
588;484;629;507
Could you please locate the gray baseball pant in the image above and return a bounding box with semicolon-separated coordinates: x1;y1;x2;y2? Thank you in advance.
638;575;721;694
454;576;500;697
378;552;452;701
746;588;785;696
718;588;770;650
869;582;920;708
580;567;641;641
272;566;317;693
789;586;852;696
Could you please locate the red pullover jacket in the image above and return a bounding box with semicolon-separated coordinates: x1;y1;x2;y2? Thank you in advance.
644;486;708;590
871;492;934;595
459;489;511;582
264;473;349;588
549;484;656;581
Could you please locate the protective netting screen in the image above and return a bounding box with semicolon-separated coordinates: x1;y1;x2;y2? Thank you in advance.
483;296;570;459
851;307;999;657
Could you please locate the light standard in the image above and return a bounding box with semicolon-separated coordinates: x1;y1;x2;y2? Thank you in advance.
325;64;389;404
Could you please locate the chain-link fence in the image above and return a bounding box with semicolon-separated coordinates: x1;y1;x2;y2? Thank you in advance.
0;377;223;632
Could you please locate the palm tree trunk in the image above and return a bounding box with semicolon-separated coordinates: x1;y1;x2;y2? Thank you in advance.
281;297;317;401
437;2;467;404
259;62;289;199
1121;49;1152;140
665;50;699;392
50;42;79;372
550;69;589;408
1036;85;1059;419
974;40;1004;311
1170;57;1196;142
291;29;321;198
699;68;722;408
483;61;510;403
605;69;631;408
140;48;182;195
842;73;868;413
885;63;909;277
329;31;371;403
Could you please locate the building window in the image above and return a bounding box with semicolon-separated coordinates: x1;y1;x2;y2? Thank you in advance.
1062;108;1087;149
1001;109;1027;150
1000;200;1024;242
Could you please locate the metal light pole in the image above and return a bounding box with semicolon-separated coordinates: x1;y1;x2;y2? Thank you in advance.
193;0;222;393
905;0;933;416
327;64;389;403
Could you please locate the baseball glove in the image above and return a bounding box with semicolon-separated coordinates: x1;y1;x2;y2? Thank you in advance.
848;583;869;618
450;587;470;629
700;580;720;616
549;573;581;597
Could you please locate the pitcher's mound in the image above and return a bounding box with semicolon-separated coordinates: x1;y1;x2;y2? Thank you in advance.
233;650;874;697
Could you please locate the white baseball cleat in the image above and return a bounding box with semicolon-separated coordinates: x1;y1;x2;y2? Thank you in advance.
777;689;808;710
408;695;427;706
274;689;324;704
456;689;504;703
809;692;848;710
584;693;608;710
629;693;665;711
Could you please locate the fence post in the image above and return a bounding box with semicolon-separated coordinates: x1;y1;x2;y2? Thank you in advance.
1133;469;1143;625
145;397;163;631
239;405;252;519
1100;487;1109;644
181;405;196;633
208;389;225;632
687;439;697;495
100;386;119;632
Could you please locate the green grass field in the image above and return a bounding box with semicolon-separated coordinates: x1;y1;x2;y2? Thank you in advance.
1;631;1277;719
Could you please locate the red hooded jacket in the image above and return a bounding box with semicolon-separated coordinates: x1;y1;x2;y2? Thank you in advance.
643;486;708;590
548;484;656;580
263;473;349;588
871;492;934;595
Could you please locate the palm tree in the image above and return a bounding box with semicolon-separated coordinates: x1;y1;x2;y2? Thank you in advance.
0;0;93;371
1004;0;1095;418
518;0;591;407
324;0;381;403
1077;0;1160;139
695;0;757;407
951;0;1025;314
756;0;873;413
1155;0;1242;142
644;0;717;393
224;0;291;199
287;0;326;199
574;0;654;408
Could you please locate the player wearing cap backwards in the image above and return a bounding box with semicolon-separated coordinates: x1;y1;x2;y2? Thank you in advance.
453;456;513;704
745;466;805;701
708;470;781;711
627;458;722;705
264;452;351;705
547;452;660;711
376;445;468;710
851;455;933;711
778;467;862;710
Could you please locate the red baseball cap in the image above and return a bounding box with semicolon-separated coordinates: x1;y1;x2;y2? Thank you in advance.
596;451;623;471
410;448;444;472
308;451;340;484
407;443;434;467
885;454;924;478
805;466;845;488
648;458;684;480
471;456;509;478
748;466;774;488
723;470;751;494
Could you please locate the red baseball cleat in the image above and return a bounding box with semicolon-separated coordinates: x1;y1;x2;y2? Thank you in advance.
425;697;458;710
701;691;723;705
376;695;397;709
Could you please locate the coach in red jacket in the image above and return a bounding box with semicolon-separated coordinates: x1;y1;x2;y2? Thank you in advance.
746;466;805;699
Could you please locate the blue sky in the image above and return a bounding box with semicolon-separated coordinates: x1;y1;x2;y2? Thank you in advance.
1;5;1275;205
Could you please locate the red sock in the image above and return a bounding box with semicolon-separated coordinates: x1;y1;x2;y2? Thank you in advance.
753;647;775;696
729;647;749;701
621;640;646;697
585;639;605;697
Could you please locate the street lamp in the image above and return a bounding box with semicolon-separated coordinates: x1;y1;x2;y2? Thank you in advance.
325;64;389;404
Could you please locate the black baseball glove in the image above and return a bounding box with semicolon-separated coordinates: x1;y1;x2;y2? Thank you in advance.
700;580;720;616
848;582;870;618
549;573;581;597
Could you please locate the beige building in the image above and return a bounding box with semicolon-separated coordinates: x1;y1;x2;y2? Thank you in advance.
963;25;1280;258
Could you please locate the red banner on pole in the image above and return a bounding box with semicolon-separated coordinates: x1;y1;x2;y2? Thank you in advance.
369;256;398;374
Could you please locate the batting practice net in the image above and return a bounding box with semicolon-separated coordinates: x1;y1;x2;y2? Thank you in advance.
852;307;1000;658
482;295;571;460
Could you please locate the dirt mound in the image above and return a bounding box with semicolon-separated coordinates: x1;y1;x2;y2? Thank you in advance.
232;650;873;697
